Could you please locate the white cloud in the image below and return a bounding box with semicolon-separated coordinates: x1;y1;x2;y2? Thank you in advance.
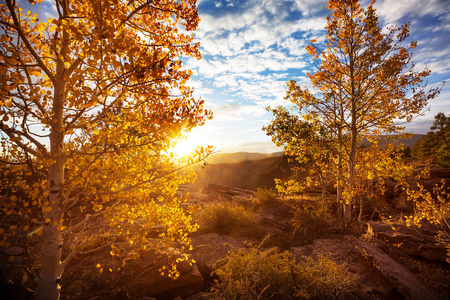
211;103;266;121
297;17;327;31
374;0;450;24
280;37;308;56
413;37;450;74
187;79;215;96
198;9;259;33
292;0;328;16
190;0;450;151
214;74;239;87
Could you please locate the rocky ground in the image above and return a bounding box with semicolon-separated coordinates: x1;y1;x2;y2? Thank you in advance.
64;184;449;300
184;185;450;300
1;180;449;300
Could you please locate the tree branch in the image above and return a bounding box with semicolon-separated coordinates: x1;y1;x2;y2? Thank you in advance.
5;0;56;82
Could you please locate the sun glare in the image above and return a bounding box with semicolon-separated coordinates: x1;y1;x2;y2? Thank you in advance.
171;135;203;158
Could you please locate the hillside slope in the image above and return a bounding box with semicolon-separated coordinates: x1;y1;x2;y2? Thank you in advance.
191;134;423;190
192;155;293;190
203;151;283;165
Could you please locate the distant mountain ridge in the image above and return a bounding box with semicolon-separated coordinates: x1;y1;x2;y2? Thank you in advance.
190;134;424;190
204;151;283;165
361;134;424;148
192;154;292;189
205;134;423;165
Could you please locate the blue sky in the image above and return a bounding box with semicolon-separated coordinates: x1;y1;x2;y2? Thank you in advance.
19;0;450;154
181;0;450;153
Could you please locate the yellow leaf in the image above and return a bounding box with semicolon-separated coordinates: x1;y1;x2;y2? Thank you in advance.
30;69;41;77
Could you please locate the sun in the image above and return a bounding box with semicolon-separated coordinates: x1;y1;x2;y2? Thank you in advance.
171;134;203;158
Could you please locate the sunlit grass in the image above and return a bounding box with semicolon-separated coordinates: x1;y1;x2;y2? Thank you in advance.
195;201;264;238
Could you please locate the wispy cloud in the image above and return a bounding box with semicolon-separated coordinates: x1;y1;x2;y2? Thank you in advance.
189;0;450;151
210;103;266;121
374;0;450;24
17;0;450;152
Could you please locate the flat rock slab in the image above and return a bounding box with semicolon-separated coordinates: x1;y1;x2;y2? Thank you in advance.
346;235;443;300
365;221;448;262
128;259;204;300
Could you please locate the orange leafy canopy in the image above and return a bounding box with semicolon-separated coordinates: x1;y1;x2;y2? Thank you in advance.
0;0;211;298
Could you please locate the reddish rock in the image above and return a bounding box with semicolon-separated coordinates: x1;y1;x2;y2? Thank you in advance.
365;221;448;262
127;256;204;300
189;233;247;282
346;235;444;300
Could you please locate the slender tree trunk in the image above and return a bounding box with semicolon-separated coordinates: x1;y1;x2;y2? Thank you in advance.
336;153;343;204
34;76;65;300
33;229;64;300
34;24;67;298
315;165;326;205
336;123;344;219
336;120;343;204
358;198;363;223
321;176;326;206
345;129;357;225
345;18;357;226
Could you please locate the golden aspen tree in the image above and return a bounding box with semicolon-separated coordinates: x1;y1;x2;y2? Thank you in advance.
0;0;211;299
271;0;441;224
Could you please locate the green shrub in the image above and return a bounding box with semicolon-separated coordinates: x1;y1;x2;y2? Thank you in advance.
196;202;264;238
291;203;331;245
209;246;362;300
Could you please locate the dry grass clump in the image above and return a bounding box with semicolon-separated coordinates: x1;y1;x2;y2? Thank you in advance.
195;202;264;238
209;246;364;300
252;188;281;207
